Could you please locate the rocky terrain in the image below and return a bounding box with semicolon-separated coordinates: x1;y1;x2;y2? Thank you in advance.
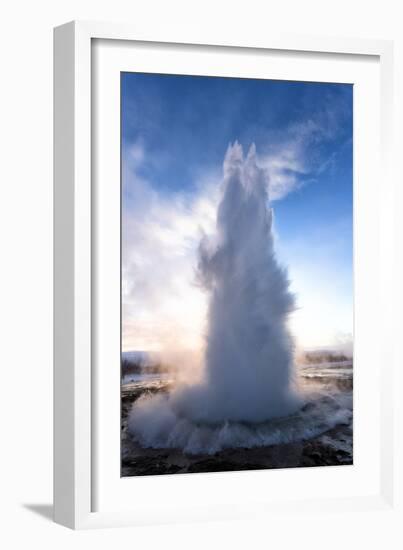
121;378;353;477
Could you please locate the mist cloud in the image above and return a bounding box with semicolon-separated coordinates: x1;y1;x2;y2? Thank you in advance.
128;144;302;452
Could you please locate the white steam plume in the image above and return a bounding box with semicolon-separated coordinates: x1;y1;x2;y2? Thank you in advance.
129;143;301;451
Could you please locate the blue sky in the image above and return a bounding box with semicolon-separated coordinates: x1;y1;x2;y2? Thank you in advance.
121;72;353;352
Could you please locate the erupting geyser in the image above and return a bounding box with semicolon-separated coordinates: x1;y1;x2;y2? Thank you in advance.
128;143;302;453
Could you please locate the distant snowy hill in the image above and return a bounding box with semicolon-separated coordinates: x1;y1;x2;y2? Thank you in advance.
122;351;150;364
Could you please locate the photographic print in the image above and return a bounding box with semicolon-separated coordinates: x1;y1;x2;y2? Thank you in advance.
121;73;353;477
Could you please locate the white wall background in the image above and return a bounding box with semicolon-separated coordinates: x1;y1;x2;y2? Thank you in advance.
0;0;401;548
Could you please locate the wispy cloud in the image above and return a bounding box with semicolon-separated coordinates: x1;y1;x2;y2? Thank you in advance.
258;100;351;200
122;143;219;352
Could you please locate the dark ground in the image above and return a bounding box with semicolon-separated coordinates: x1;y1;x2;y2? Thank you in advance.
121;381;353;477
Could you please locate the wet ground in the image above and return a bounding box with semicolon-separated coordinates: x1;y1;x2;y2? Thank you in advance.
121;363;353;476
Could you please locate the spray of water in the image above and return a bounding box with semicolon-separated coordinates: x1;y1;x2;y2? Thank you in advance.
128;142;302;452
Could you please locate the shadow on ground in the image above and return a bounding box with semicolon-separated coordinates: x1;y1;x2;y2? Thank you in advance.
23;504;53;522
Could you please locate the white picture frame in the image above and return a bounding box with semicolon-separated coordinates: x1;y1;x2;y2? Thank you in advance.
54;20;396;530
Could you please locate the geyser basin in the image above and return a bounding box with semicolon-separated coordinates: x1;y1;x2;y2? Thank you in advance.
127;389;352;455
128;143;304;451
